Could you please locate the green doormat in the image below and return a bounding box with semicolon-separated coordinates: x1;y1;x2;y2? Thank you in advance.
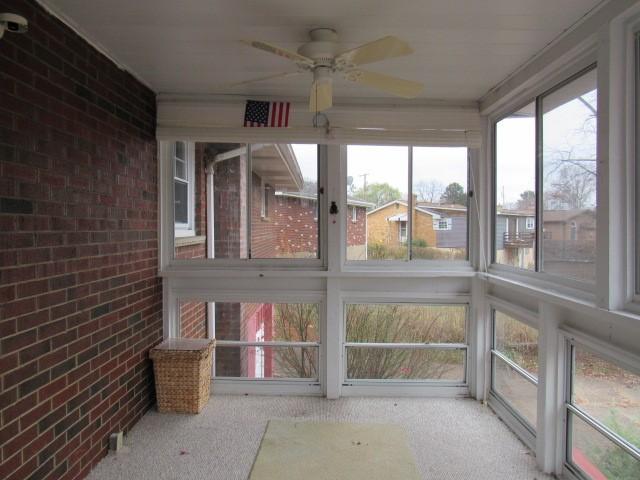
249;420;420;480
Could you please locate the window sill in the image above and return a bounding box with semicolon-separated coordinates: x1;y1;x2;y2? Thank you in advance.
175;235;206;248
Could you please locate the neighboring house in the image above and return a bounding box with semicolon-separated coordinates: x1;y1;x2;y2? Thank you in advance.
366;200;467;252
495;209;536;269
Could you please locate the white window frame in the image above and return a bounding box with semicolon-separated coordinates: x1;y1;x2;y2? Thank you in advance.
341;298;470;397
489;62;600;297
433;218;453;231
343;145;474;269
489;307;539;437
526;217;535;230
173;141;196;238
398;220;408;243
161;141;326;270
560;328;640;480
351;205;357;223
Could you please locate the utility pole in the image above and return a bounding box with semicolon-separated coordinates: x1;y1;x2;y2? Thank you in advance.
359;173;369;193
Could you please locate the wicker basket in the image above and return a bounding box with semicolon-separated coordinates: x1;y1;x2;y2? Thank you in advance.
149;338;215;414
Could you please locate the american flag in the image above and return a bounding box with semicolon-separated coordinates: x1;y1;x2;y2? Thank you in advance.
244;100;290;127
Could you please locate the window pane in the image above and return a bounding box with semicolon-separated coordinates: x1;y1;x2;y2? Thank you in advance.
174;181;188;224
495;103;536;270
542;69;597;282
346;347;464;381
412;147;468;260
174;158;186;180
494;311;538;377
175;141;185;160
346;304;466;343
215;345;318;379
568;412;640;480
214;303;319;343
493;356;537;428
572;347;640;450
346;145;408;261
250;144;319;259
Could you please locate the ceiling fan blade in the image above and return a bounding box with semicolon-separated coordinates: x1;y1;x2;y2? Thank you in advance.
309;80;333;112
335;36;413;67
345;70;423;98
227;71;302;87
242;40;314;67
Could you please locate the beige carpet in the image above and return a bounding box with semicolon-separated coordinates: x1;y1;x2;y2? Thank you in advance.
249;420;420;480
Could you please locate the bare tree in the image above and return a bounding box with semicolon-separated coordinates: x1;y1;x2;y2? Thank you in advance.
414;179;444;203
546;164;595;209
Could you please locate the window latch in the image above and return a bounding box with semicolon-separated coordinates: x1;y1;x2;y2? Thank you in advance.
330;201;338;215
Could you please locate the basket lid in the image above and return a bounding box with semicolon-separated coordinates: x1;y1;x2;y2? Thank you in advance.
151;338;214;352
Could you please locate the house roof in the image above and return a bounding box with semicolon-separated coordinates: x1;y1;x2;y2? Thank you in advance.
542;209;595;223
496;209;535;217
275;191;374;208
367;200;441;220
417;202;467;213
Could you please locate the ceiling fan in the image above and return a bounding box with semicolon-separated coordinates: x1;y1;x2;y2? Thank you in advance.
238;28;423;112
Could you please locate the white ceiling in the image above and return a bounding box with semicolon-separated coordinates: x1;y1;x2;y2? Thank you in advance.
41;0;603;102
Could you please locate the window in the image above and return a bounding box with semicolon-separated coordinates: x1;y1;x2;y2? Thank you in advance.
346;145;468;262
433;218;453;231
494;102;536;270
399;221;407;243
493;67;598;284
344;304;467;382
491;310;538;430
214;302;320;379
542;68;597;283
172;143;320;261
351;206;357;223
636;32;640;295
174;141;194;237
565;343;640;479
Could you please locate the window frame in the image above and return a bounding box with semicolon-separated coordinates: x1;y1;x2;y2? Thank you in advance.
163;141;326;269
561;330;640;479
343;145;473;268
490;64;599;294
173;141;196;237
489;307;539;434
342;300;469;388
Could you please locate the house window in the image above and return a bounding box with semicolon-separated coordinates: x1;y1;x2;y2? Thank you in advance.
214;302;320;379
565;342;640;479
494;102;536;270
433;218;453;231
344;304;467;382
399;221;407;243
490;310;538;430
525;217;535;230
173;141;195;237
346;145;468;261
351;206;357;223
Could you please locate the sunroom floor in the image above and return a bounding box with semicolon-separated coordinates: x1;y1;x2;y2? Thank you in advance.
87;395;552;480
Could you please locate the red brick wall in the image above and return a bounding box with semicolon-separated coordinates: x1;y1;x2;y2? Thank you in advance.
179;302;207;339
347;206;367;247
251;174;319;258
0;2;160;480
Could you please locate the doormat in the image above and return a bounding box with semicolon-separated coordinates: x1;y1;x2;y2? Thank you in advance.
249;420;420;480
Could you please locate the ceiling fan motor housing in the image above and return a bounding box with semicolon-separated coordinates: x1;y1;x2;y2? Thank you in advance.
297;28;340;67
